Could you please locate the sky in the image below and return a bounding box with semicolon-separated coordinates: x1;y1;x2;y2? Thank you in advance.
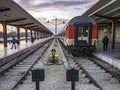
2;0;99;34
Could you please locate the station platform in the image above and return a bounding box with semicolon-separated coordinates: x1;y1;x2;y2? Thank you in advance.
0;37;52;59
94;43;120;70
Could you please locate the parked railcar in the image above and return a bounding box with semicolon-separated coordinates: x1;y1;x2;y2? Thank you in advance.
59;15;98;54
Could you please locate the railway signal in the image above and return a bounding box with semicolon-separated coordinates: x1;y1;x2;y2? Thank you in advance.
47;17;65;43
32;69;45;90
66;68;79;90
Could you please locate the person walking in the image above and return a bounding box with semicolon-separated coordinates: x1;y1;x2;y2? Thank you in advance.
102;35;109;51
11;36;16;49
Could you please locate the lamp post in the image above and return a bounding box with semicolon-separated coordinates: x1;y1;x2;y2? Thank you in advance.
47;17;65;43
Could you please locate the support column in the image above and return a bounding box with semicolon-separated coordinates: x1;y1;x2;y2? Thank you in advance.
2;22;7;47
25;29;28;42
45;34;46;38
37;31;39;39
111;21;115;49
31;30;32;37
39;32;41;38
38;32;40;39
41;32;42;38
42;32;44;38
17;27;20;44
43;33;45;38
34;31;36;39
42;33;44;38
44;33;46;38
43;33;44;38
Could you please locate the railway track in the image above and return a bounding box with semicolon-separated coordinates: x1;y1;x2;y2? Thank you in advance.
1;39;120;90
59;40;100;90
74;57;120;90
60;39;120;90
0;39;52;90
13;40;68;90
14;40;100;90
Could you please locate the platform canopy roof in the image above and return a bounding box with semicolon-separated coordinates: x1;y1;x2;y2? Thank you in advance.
0;0;53;35
83;0;120;26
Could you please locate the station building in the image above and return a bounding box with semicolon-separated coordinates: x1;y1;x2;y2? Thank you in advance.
83;0;120;50
0;0;53;47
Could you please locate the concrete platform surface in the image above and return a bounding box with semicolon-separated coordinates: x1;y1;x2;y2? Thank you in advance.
0;37;52;59
94;44;120;70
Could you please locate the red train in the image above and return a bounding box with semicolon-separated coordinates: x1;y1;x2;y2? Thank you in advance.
58;15;98;54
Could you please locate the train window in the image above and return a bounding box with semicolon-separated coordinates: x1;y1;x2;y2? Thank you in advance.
77;25;88;37
76;24;89;43
83;25;88;37
78;26;83;37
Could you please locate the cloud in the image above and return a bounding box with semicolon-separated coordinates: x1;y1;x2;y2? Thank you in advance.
14;0;96;10
35;1;94;8
74;7;82;10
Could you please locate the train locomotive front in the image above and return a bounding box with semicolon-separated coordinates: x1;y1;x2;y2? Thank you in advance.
59;15;98;54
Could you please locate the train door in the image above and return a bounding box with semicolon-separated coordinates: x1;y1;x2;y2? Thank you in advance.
75;24;92;45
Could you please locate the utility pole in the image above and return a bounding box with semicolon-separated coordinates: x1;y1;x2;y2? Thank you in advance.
55;18;57;43
47;17;65;43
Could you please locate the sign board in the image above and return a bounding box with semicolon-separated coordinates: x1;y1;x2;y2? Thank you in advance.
32;69;44;82
66;68;79;81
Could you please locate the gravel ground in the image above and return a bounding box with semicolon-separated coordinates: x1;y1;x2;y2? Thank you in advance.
0;43;49;90
77;58;120;90
13;41;101;90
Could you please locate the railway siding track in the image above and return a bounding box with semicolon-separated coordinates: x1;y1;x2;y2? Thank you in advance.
0;39;52;90
0;39;52;75
13;40;69;90
73;57;103;90
0;41;45;67
14;40;100;90
89;57;120;81
59;40;100;90
75;57;120;90
59;39;120;90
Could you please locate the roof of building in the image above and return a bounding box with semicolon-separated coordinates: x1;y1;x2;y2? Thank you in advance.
83;0;120;25
0;0;53;34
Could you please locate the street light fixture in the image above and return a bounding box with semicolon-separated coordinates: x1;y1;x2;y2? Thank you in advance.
47;17;65;43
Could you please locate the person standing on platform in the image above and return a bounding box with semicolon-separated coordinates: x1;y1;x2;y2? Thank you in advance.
11;36;16;49
102;35;109;51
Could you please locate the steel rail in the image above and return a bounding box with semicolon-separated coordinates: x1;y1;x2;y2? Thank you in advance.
11;39;53;90
89;57;120;81
58;39;103;90
0;38;53;75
